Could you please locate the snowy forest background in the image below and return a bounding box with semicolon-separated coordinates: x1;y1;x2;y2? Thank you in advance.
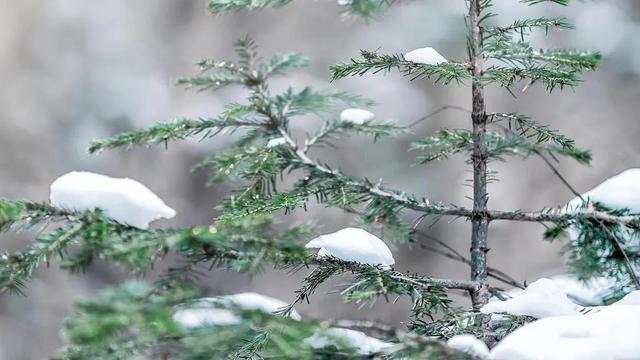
1;0;640;358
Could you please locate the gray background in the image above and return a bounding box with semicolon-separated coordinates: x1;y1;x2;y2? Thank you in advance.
1;1;639;358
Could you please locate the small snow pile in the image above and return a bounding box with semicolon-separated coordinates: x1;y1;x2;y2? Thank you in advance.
579;290;640;314
173;292;300;329
446;335;489;360
266;137;288;148
305;228;395;269
489;305;640;360
565;168;640;213
404;47;448;65
221;292;301;321
305;327;393;355
481;278;578;319
612;290;640;305
549;274;613;306
340;108;375;124
50;171;175;229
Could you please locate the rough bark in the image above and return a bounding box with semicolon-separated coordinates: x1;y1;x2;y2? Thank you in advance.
468;0;491;310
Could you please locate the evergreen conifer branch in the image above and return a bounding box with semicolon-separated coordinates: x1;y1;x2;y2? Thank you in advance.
1;0;634;355
485;35;601;72
489;112;575;149
411;128;590;164
486;17;574;39
330;50;470;84
207;0;399;19
57;280;474;359
303;120;408;152
87;116;263;154
484;65;580;91
520;0;569;5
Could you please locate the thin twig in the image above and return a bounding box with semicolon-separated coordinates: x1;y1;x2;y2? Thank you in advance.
536;151;584;201
408;105;471;128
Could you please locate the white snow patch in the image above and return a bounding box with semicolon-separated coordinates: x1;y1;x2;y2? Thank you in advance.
613;290;640;305
404;47;448;65
447;334;489;359
481;278;579;319
565;168;640;213
305;328;393;355
173;292;300;329
173;307;240;328
549;274;614;306
490;305;640;360
563;168;640;250
340;108;375;124
50;171;175;229
221;292;301;321
266;137;288;148
305;227;395;269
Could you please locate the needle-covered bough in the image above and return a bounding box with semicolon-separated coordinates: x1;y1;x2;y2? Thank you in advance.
1;0;638;359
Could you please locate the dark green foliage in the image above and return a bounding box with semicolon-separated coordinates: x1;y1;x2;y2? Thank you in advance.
486;17;574;39
87;115;260;154
410;128;591;165
489;112;575;149
545;203;640;293
330;50;471;84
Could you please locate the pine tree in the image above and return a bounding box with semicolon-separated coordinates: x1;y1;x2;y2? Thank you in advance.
1;0;638;359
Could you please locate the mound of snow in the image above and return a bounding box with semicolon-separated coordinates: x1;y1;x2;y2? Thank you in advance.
447;334;489;359
481;278;578;319
173;307;240;328
305;228;395;269
340;108;375;124
565;168;640;213
613;290;640;305
173;292;300;328
404;47;448;65
50;171;175;229
490;305;640;360
305;327;393;355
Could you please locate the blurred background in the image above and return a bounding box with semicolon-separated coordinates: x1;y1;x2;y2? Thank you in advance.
1;0;639;358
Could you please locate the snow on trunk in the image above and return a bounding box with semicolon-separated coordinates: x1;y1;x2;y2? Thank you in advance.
50;171;175;229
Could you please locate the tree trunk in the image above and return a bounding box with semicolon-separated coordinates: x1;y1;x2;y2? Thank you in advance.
468;0;490;310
